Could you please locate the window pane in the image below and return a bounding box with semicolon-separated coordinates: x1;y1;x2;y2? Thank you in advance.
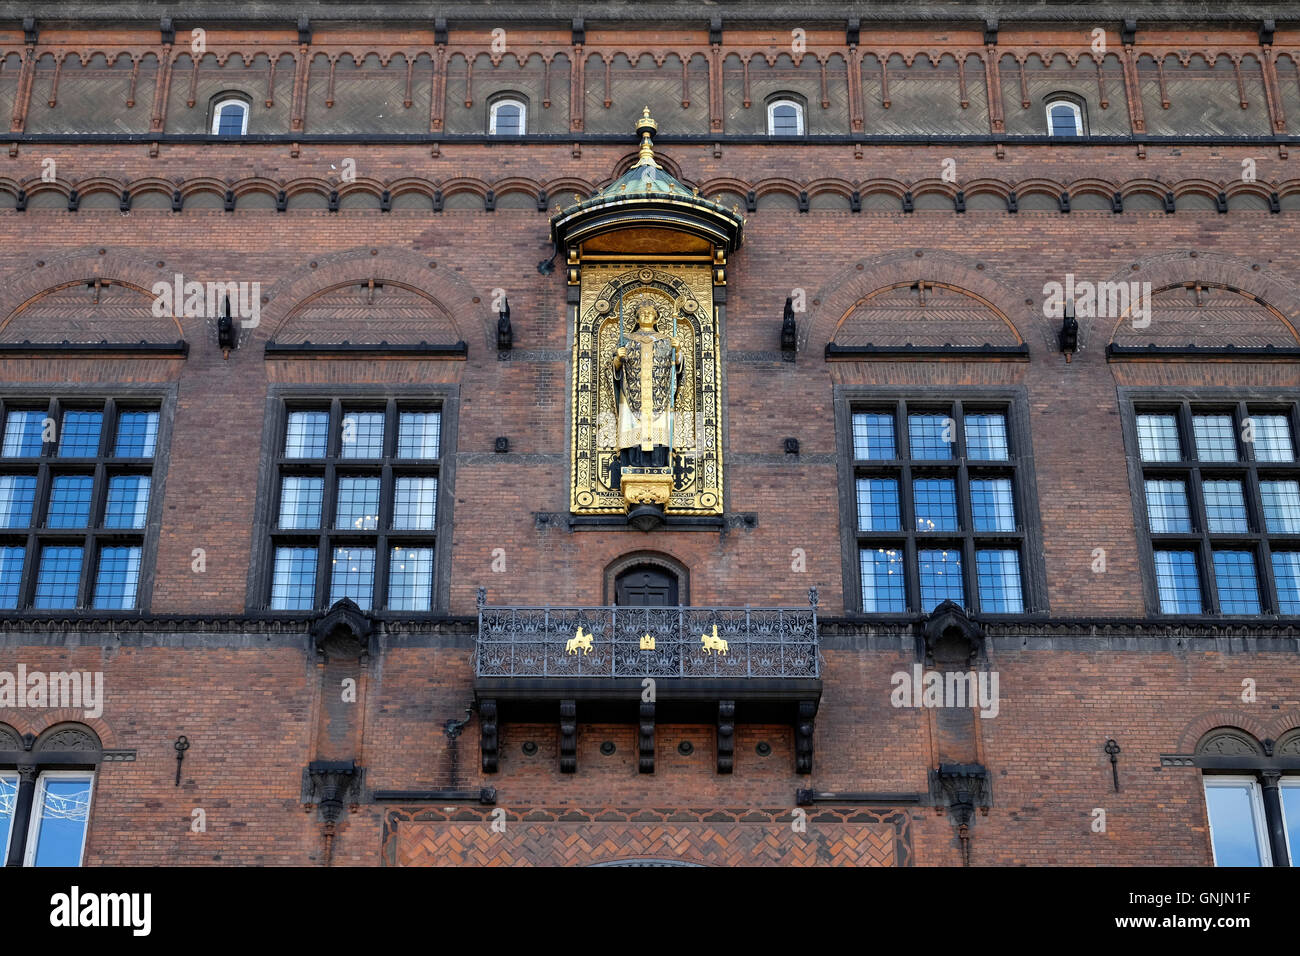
388;546;433;611
1205;782;1265;866
335;477;380;531
964;413;1009;461
114;410;159;457
30;776;93;866
278;476;323;530
1193;414;1237;461
1203;480;1248;534
908;414;953;460
271;547;317;610
0;774;14;861
2;410;46;457
340;411;385;459
330;547;375;610
57;410;102;457
1154;550;1201;614
493;103;522;134
285;411;329;458
852;412;895;460
0;474;36;528
1144;479;1192;533
976;549;1024;613
103;475;151;529
47;475;93;528
0;546;24;608
1213;550;1260;614
913;478;958;532
397;412;440;459
1272;552;1300;614
1252;414;1295;462
393;477;437;531
92;545;141;610
770;103;800;134
855;477;900;532
1136;414;1181;462
860;547;905;613
1282;783;1300;866
1261;480;1300;534
918;549;964;612
217;103;246;134
34;545;82;609
1049;104;1079;135
971;478;1015;532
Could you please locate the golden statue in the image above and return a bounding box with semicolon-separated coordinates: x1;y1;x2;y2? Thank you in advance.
612;298;682;512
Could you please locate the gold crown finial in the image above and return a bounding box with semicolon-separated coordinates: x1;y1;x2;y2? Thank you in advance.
633;106;661;169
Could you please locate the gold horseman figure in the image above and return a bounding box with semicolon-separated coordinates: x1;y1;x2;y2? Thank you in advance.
566;626;594;656
612;298;683;524
699;624;729;656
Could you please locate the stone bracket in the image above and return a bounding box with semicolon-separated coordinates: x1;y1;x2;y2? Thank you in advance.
559;699;577;773
479;698;499;773
638;700;655;773
717;700;735;773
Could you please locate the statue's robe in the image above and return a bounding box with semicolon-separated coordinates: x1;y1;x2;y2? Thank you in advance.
614;328;681;467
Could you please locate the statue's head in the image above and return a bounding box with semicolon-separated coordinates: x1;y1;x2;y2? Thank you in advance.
635;303;658;330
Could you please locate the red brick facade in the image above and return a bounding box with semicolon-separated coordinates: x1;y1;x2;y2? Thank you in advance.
1;4;1299;868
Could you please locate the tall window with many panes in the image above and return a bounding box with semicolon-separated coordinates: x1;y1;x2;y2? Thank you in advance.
841;393;1042;615
0;398;164;610
263;399;443;612
1125;398;1299;616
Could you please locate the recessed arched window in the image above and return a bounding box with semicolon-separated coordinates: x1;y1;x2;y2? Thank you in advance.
211;96;249;135
1045;98;1085;137
767;98;804;136
489;96;527;135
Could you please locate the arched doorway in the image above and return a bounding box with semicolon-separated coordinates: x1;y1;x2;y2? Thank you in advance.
614;564;679;606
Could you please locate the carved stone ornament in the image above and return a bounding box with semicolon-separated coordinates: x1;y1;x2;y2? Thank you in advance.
310;597;375;663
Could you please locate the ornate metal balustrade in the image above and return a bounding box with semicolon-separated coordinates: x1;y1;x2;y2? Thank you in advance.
474;587;820;680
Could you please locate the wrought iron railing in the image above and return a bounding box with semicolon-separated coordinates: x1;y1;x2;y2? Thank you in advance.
474;587;820;680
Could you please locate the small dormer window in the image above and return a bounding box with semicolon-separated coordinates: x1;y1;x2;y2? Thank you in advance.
489;97;526;135
767;98;804;136
211;97;249;136
1046;98;1084;137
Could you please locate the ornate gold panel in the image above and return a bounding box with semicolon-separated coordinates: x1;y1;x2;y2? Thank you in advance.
571;264;722;515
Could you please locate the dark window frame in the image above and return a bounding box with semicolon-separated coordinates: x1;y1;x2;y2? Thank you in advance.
248;385;459;614
1120;388;1300;617
833;386;1048;618
0;387;175;613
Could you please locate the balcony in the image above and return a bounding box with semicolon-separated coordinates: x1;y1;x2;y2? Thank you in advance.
472;588;823;774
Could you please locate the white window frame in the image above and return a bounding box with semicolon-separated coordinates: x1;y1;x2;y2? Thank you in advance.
1045;99;1084;137
1204;775;1272;867
767;98;805;136
211;98;249;135
1282;777;1300;866
23;770;95;867
488;98;527;135
0;770;16;864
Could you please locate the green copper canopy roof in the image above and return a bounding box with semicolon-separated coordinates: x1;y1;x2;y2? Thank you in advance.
550;107;744;254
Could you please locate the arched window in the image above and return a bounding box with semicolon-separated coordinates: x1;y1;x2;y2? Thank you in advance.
767;98;804;136
211;96;249;135
1045;98;1084;136
489;97;527;135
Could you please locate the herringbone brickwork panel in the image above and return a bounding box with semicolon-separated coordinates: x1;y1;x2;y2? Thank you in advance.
384;807;908;866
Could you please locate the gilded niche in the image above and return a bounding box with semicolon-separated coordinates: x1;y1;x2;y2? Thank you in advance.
571;265;721;517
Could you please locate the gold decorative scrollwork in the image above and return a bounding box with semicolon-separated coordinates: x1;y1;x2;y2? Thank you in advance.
571;264;722;515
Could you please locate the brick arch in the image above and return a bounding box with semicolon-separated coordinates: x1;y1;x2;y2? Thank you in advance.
1102;251;1300;348
602;550;690;605
260;246;492;349
0;710;120;751
0;247;184;342
801;250;1026;353
1175;710;1269;754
